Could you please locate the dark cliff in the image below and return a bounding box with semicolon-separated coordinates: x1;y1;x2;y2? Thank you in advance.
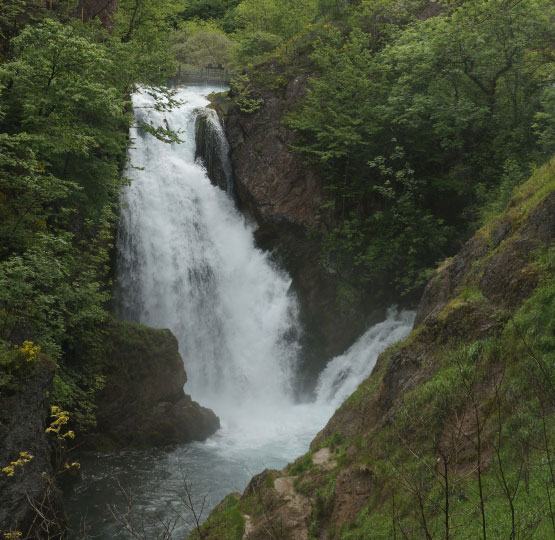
224;75;373;386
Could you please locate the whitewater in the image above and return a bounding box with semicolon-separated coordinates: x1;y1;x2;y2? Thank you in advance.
67;86;414;537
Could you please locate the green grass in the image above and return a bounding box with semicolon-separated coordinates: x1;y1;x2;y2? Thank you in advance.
191;495;244;540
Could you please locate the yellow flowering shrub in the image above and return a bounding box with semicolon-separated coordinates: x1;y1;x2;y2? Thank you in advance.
1;452;34;477
0;340;41;392
45;405;74;440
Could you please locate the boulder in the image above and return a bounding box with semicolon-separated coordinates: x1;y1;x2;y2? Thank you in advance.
86;318;219;449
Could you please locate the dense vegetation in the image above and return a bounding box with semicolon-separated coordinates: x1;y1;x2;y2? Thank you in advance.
0;0;178;430
168;0;555;300
221;0;553;300
286;0;554;298
0;0;553;537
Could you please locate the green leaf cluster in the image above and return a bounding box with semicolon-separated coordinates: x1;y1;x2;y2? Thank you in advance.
0;2;178;431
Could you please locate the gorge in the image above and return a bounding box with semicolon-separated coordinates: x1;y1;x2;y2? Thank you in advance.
1;1;553;536
66;86;414;536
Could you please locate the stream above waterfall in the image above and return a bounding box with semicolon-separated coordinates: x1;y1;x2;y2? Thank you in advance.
66;86;414;537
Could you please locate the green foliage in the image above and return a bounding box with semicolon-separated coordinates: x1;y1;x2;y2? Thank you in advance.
179;0;242;23
233;31;282;64
286;0;554;297
172;29;233;69
52;366;105;431
289;453;314;475
235;0;318;40
0;340;42;393
534;87;555;158
0;4;179;433
230;73;263;112
192;495;245;540
324;148;450;296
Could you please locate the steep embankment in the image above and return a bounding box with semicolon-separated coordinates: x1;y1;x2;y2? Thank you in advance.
194;159;555;539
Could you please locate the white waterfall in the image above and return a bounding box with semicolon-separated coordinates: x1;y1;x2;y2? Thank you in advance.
117;86;299;421
315;307;415;408
116;85;414;456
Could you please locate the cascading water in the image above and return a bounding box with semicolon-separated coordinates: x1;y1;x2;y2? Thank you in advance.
67;86;415;537
117;86;301;440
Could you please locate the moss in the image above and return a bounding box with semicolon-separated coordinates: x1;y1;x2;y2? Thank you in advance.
264;474;275;489
289;453;314;476
336;281;358;314
314;432;346;452
438;285;487;321
192;494;244;540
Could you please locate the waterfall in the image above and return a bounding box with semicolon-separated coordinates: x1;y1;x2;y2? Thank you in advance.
117;86;300;428
70;86;417;535
116;85;415;454
314;307;415;409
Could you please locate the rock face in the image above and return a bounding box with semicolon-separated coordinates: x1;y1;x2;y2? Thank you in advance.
0;357;65;538
194;161;555;540
87;318;220;449
224;75;369;382
226;75;323;227
195;109;233;193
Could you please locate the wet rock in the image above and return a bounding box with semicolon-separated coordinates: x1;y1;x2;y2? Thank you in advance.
0;357;66;537
195;110;232;193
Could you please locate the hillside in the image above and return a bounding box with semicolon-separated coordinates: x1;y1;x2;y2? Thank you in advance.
194;159;555;539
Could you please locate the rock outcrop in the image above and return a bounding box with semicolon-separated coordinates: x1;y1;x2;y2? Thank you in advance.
86;318;220;449
195;108;233;193
223;75;370;383
0;356;66;538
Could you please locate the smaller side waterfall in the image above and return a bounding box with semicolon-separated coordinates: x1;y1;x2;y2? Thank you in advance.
315;307;415;409
194;108;233;194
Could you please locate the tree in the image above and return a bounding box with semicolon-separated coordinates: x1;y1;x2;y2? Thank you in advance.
173;29;233;68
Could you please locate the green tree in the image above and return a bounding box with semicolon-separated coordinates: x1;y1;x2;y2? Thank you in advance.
172;29;233;68
287;0;554;296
